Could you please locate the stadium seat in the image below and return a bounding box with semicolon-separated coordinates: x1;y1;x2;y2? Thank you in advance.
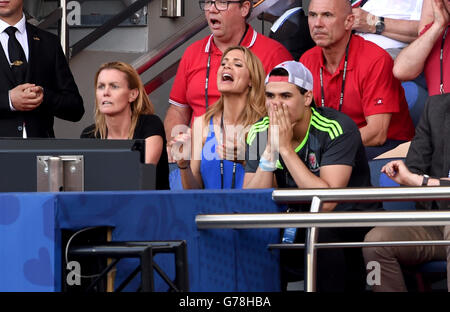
401;81;428;127
369;157;416;210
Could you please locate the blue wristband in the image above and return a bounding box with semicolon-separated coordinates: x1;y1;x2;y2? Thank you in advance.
259;156;276;172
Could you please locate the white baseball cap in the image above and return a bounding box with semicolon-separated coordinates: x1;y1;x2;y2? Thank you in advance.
265;61;314;91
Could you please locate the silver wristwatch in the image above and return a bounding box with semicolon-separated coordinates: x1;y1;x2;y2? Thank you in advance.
375;17;385;35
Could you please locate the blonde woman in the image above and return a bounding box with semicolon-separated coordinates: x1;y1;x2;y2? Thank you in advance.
174;46;266;189
81;61;169;189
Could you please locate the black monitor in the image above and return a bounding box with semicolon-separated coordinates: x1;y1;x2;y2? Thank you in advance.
0;138;155;192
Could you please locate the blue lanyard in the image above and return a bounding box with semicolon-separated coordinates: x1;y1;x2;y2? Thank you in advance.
220;112;236;189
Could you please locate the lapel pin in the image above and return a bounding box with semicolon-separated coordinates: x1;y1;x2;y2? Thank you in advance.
33;36;40;41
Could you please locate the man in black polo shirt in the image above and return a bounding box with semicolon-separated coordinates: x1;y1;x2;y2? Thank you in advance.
244;61;380;292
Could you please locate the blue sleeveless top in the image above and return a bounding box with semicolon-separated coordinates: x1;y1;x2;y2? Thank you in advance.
200;118;245;189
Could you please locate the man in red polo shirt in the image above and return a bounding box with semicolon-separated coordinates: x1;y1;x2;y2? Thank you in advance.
164;0;292;162
300;0;415;159
394;0;449;96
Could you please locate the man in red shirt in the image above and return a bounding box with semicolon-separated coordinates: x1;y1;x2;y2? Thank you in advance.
300;0;414;159
164;0;292;162
394;0;450;96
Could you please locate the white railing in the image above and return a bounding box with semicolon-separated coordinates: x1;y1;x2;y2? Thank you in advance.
195;186;450;292
60;0;67;55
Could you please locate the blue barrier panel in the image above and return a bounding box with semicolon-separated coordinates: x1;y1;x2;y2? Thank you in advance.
1;189;283;292
0;193;56;291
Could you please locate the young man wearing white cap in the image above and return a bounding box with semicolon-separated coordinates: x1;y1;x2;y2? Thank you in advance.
244;61;380;292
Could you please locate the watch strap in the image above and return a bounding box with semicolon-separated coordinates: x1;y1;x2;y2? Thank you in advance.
422;174;430;186
375;16;385;35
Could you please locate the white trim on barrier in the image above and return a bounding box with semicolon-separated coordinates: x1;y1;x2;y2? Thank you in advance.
195;186;450;292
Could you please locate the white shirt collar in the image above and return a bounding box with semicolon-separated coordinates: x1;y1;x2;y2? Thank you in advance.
0;14;26;34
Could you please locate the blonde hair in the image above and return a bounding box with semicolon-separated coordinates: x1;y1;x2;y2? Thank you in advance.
93;61;154;139
204;46;266;128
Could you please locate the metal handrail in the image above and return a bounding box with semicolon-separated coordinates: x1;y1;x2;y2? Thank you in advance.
70;0;152;58
272;187;450;203
35;0;279;81
36;7;62;30
134;14;207;75
268;240;450;249
61;0;68;57
196;186;450;229
135;0;278;72
195;210;450;229
195;186;450;292
33;1;67;55
34;0;151;58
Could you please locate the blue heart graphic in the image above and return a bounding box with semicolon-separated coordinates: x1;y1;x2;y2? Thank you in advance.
23;248;54;286
0;195;20;225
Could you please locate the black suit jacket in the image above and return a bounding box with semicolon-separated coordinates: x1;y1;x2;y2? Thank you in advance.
0;22;84;138
406;93;450;210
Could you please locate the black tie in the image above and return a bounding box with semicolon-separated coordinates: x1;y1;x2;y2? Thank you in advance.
5;26;27;84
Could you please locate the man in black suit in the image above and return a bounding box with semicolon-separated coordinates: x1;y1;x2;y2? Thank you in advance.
0;0;84;138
